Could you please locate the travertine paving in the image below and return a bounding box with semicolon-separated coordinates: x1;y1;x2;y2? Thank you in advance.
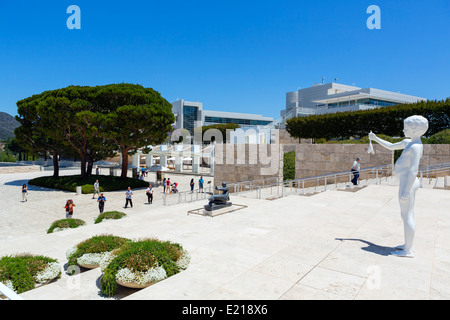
1;168;450;300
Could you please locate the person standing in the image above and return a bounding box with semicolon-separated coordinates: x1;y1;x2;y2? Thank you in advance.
351;158;361;186
166;178;171;194
97;193;106;213
22;184;28;202
146;184;153;204
64;199;75;219
124;187;133;208
190;178;195;193
93;179;100;199
162;178;166;194
199;176;204;193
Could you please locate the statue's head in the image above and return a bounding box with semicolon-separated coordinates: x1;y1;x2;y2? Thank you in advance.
222;182;227;187
403;115;429;138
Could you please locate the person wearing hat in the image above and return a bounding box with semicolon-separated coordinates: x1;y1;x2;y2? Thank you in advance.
351;158;361;185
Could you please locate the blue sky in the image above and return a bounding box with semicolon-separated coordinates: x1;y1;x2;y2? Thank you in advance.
0;0;449;119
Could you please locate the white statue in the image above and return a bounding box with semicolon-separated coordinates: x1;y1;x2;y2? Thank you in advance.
369;115;429;258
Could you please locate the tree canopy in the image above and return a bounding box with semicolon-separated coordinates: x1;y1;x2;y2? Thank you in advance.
15;84;175;179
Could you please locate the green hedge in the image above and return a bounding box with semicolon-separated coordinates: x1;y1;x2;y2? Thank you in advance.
29;174;148;194
94;211;127;224
286;99;450;140
47;219;86;234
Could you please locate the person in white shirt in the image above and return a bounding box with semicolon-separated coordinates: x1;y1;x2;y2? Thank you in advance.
351;158;361;185
146;184;153;204
93;180;100;199
124;187;133;208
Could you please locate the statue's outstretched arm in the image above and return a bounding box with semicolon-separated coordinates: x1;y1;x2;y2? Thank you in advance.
369;132;408;151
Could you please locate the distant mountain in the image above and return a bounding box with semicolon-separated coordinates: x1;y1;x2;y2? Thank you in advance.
0;112;20;141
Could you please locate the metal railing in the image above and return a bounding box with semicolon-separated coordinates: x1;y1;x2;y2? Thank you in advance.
0;282;23;300
231;164;394;200
230;162;450;201
163;186;213;206
160;162;450;205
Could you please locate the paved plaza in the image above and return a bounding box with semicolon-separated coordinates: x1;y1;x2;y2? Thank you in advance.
1;167;450;300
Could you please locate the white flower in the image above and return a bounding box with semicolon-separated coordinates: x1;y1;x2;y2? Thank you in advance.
35;262;61;284
77;252;107;266
66;246;77;260
99;251;115;271
176;250;191;270
116;266;167;286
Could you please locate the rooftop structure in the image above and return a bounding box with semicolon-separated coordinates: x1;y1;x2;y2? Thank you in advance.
171;99;274;136
282;82;426;119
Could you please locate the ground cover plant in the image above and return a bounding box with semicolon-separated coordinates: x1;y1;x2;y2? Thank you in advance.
94;211;127;224
0;254;61;294
66;235;131;271
29;174;148;194
47;219;86;234
99;238;190;297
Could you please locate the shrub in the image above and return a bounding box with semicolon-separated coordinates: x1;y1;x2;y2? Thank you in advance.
29;175;148;194
286;98;450;140
283;151;295;181
0;254;61;294
100;238;190;297
66;235;131;271
94;211;127;224
47;219;86;234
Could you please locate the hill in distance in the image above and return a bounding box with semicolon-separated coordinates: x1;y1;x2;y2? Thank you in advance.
0;112;19;141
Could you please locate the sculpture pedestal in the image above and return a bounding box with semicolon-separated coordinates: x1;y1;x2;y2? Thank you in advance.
204;202;232;212
188;204;248;218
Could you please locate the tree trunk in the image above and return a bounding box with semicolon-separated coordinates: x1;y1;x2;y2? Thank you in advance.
120;148;129;179
87;158;94;177
80;154;88;180
52;150;59;177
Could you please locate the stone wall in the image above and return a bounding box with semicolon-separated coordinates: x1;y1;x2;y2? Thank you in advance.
213;142;450;189
421;145;450;166
295;144;394;179
213;143;282;190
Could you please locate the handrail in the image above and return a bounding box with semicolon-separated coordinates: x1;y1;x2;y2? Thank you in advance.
0;282;23;300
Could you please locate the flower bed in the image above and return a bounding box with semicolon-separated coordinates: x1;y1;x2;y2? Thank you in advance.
66;235;131;270
47;219;86;234
94;211;127;224
0;254;61;294
99;238;190;297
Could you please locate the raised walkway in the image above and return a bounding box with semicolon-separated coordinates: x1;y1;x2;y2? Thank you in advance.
1;169;450;300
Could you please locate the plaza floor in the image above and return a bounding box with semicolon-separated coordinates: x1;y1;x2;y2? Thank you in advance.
1;168;450;300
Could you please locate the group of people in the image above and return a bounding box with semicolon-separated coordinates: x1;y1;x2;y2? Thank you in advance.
162;176;204;194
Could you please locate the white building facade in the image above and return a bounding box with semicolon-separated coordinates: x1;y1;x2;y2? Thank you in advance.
282;83;426;119
171;99;274;136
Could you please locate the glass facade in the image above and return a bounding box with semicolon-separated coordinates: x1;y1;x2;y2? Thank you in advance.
327;98;399;109
183;106;198;135
204;116;272;126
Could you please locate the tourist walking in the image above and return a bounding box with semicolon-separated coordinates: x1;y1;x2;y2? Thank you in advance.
21;184;28;202
64;199;75;219
162;178;166;194
199;176;204;192
166;178;171;194
146;184;153;204
93;179;100;199
351;158;361;186
124;187;133;208
97;193;106;213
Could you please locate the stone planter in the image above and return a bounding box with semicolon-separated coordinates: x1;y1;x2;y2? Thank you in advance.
116;280;153;289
